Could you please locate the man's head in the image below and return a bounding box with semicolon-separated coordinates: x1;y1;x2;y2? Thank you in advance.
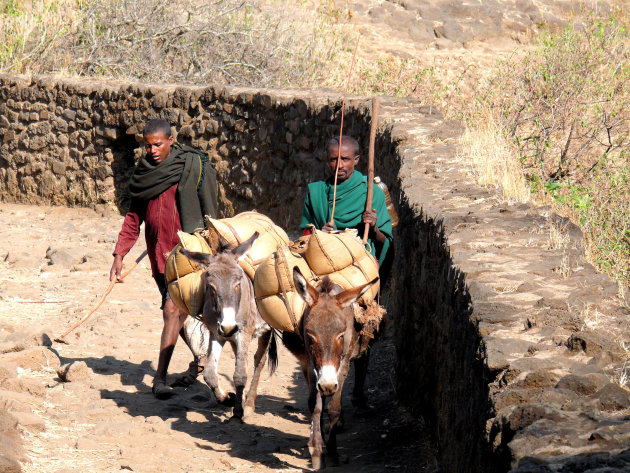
143;119;174;164
327;136;360;183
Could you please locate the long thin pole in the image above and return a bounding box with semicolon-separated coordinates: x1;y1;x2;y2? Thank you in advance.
54;250;148;343
363;97;380;244
329;35;360;226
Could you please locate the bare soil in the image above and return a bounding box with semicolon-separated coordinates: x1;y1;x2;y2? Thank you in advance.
0;202;436;473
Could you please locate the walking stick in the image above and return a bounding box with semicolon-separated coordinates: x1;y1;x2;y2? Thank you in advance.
363;97;380;244
329;35;360;226
54;250;148;343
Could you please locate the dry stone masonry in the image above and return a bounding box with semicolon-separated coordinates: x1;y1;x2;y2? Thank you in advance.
1;74;629;472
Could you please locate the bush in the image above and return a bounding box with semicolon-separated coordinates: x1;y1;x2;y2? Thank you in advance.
0;0;345;88
477;13;630;283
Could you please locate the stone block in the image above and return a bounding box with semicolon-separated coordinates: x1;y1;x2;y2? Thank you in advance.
57;361;91;382
62;109;76;121
593;383;630;411
555;375;598;396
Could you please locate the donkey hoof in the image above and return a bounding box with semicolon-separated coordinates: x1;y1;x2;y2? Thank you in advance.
218;392;236;407
232;405;244;420
311;456;325;470
242;405;254;420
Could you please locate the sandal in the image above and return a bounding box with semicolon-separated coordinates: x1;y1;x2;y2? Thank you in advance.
170;361;203;388
152;379;175;400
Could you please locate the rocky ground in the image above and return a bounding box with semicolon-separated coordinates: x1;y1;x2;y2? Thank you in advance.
0;203;436;473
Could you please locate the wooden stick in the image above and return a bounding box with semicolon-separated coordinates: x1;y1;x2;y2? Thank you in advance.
329;35;360;226
363;97;380;244
54;250;148;343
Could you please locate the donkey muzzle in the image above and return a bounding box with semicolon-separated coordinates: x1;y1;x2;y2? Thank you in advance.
218;323;238;337
317;365;339;396
218;307;238;337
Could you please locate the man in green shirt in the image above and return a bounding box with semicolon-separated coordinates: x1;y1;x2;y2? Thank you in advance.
300;135;393;269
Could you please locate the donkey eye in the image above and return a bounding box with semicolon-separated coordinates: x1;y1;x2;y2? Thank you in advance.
233;281;240;289
337;333;345;342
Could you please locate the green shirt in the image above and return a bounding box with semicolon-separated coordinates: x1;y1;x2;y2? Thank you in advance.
300;170;393;266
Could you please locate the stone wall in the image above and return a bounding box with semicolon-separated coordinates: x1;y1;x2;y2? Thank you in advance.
0;75;369;226
2;74;629;473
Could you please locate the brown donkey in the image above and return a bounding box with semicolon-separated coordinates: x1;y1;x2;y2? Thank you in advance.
282;267;379;470
180;232;277;421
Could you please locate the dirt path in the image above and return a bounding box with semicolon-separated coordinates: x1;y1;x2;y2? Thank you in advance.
0;202;435;473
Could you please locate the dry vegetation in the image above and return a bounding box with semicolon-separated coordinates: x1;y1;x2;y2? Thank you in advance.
0;0;347;87
467;11;630;286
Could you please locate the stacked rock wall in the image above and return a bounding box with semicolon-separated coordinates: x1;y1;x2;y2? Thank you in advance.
0;75;371;225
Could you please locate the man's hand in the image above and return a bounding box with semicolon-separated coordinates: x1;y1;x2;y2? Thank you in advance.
362;209;377;229
110;254;124;282
322;221;335;233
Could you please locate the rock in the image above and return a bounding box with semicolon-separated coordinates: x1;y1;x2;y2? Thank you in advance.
0;389;38;413
566;331;622;358
45;247;84;267
3;378;46;397
74;436;100;450
434;38;459;50
0;330;52;354
593;383;630;412
588;350;618;368
2;346;60;371
5;252;41;269
516;371;559;389
436;20;471;43
555;375;598;396
12;411;46;432
0;454;22;473
57;361;91;382
0;364;16;383
0;407;26;470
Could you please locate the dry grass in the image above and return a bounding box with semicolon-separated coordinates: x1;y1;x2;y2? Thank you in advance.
548;221;571;250
458;116;530;204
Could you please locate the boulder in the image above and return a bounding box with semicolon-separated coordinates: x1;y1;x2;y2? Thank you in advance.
593;383;630;412
57;361;91;382
555;375;598;396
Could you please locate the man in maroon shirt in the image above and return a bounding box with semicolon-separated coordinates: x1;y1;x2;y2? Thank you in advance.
110;119;218;399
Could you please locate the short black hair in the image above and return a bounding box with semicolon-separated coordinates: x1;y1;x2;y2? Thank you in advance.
143;119;172;137
327;135;360;156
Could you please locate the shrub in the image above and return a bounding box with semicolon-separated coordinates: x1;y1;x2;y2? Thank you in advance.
0;0;344;88
476;13;630;284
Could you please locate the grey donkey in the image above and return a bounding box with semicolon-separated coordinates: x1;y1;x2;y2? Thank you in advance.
180;232;277;421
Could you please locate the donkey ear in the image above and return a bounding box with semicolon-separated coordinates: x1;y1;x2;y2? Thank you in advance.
293;266;318;307
232;231;259;260
335;277;379;308
179;248;213;267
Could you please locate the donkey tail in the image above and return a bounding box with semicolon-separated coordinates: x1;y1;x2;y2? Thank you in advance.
267;328;279;376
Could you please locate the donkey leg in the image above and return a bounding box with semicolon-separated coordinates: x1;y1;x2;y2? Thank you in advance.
351;351;370;408
204;338;233;405
243;330;271;420
326;357;352;466
308;386;325;470
230;332;252;420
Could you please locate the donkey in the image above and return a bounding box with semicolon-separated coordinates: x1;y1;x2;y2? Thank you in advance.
282;267;379;470
179;232;277;421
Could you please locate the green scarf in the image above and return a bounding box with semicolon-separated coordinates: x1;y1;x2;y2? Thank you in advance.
129;143;218;232
300;170;393;266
